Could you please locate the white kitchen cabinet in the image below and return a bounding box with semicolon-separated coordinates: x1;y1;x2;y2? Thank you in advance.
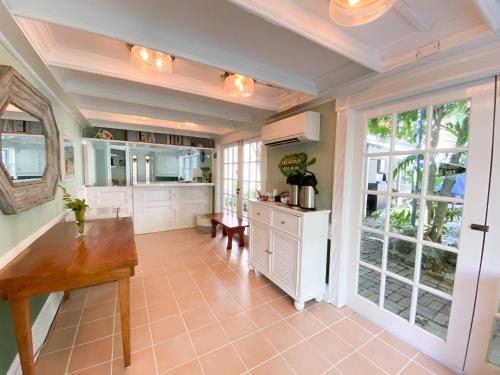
248;200;330;310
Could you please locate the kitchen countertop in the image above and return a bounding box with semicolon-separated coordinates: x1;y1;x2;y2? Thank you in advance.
133;182;215;187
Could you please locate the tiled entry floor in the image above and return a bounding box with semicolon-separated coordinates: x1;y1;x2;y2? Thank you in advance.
35;229;456;375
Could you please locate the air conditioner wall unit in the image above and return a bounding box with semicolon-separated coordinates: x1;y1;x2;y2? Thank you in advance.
261;111;320;147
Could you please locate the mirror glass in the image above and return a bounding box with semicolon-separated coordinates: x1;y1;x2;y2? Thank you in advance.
1;103;46;183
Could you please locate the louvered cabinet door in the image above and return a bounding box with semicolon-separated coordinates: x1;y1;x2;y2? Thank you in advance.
269;230;299;298
249;222;269;272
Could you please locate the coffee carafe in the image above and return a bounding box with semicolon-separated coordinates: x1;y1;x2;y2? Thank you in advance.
286;175;302;206
299;173;318;210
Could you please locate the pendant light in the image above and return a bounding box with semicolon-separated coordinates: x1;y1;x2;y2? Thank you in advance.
223;73;255;98
329;0;396;27
130;44;174;73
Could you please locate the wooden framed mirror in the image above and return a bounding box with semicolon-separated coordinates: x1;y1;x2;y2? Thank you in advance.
0;65;60;214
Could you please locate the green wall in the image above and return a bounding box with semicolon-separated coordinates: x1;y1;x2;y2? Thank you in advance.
0;43;83;374
266;101;336;211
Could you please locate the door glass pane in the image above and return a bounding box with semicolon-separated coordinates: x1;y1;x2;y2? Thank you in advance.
415;290;451;340
387;237;416;279
365;156;389;192
430;99;470;149
395;108;427;151
427;152;467;198
384;276;412;320
392;154;423;194
420;246;457;295
360;230;383;267
423;201;463;248
366;114;392;153
489;319;500;367
358;266;381;304
389;197;420;238
363;194;386;230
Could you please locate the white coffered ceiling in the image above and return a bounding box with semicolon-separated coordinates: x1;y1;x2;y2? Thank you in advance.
3;0;500;137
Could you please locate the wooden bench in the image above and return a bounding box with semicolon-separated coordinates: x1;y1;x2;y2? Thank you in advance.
207;213;249;250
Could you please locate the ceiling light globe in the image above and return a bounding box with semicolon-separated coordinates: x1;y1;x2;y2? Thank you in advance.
224;74;255;98
329;0;396;26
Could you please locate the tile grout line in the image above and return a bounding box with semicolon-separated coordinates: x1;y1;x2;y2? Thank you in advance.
64;288;90;375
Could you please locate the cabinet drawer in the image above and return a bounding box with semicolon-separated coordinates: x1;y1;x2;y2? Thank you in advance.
272;210;300;237
249;204;270;224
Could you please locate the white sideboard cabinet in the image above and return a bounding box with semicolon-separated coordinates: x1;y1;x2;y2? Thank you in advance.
248;200;330;310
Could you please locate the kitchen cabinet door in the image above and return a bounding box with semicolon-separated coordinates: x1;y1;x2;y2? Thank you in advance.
270;229;299;298
250;222;269;273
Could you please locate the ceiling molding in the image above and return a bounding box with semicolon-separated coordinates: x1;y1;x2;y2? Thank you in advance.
474;0;500;31
393;0;430;31
228;0;383;72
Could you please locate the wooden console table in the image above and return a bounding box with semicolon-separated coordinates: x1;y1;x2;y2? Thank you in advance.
208;213;249;250
0;218;138;375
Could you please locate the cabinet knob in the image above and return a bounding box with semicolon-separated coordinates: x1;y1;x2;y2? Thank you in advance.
257;212;261;216
281;220;285;224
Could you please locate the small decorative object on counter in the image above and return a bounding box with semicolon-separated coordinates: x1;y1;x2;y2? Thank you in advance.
94;129;113;140
60;186;89;238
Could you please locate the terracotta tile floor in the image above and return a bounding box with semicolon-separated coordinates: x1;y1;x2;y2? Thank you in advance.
35;228;456;375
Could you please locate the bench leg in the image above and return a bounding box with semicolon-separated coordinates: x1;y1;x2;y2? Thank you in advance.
238;229;245;247
226;229;234;250
210;220;217;238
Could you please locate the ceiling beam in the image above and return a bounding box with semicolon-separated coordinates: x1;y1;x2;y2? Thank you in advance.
228;0;383;72
6;0;318;95
82;110;228;136
59;73;257;123
474;0;500;31
393;0;430;31
71;94;239;129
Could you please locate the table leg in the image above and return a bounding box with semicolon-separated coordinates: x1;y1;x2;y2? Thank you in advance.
222;226;227;236
12;298;35;375
118;277;131;367
238;229;245;247
226;229;233;250
210;220;217;238
63;290;71;301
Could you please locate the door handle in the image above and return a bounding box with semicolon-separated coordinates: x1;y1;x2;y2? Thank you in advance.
470;223;489;232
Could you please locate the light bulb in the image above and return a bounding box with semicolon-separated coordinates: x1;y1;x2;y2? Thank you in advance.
139;48;149;61
348;0;360;6
155;58;163;69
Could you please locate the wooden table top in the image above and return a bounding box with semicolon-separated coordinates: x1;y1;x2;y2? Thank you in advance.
0;218;138;300
206;213;249;228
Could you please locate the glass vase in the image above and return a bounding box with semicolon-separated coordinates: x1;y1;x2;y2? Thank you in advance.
74;209;86;238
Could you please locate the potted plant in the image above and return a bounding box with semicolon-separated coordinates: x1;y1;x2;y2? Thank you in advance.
60;186;89;238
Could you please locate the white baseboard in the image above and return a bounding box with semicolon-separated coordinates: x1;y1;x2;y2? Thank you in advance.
0;212;65;270
6;292;63;375
0;212;66;375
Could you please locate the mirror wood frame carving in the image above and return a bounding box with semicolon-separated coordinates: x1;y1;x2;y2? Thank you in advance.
0;65;60;215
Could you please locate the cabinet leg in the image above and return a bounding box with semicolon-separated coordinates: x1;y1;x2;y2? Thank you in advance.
294;300;305;311
248;264;254;271
315;296;323;303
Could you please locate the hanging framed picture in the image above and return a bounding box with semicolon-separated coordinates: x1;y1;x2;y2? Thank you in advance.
62;136;75;181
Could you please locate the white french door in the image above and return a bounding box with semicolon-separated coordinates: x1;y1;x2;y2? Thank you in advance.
464;77;500;375
346;80;496;370
222;140;262;217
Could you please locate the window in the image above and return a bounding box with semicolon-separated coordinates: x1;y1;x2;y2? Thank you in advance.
358;99;470;340
223;145;238;214
241;141;262;216
223;140;263;216
179;153;199;181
